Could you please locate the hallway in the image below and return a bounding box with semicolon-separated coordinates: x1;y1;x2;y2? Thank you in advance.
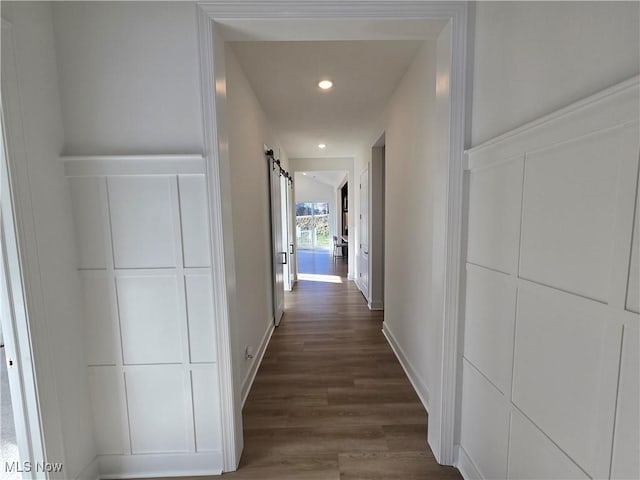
223;253;461;479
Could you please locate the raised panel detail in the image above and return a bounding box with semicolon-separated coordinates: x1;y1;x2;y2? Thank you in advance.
460;361;510;480
69;176;107;269
108;176;177;268
467;158;523;274
125;366;190;454
185;274;217;363
519;126;639;302
508;412;587;479
179;175;211;268
611;326;640;480
81;271;117;366
117;275;183;365
463;265;516;393
192;366;222;452
512;286;621;478
89;367;126;455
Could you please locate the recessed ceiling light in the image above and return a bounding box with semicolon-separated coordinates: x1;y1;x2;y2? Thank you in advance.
318;143;326;149
318;80;333;90
302;172;307;175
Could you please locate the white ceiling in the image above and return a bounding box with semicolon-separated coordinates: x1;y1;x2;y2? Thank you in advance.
297;170;348;188
229;40;427;158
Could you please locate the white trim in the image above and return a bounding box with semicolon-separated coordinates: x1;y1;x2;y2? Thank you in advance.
75;456;99;480
1;19;55;479
368;300;384;311
241;322;275;407
466;76;639;170
455;444;484;480
199;1;462;19
62;155;205;177
382;322;431;412
196;5;242;472
437;2;470;465
197;0;469;469
97;451;222;479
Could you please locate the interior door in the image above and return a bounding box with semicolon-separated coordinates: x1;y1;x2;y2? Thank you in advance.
280;174;292;291
269;157;285;326
359;168;369;298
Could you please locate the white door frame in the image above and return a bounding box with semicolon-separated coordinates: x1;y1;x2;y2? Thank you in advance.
196;1;470;470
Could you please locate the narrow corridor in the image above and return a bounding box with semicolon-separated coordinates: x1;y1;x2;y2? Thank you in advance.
222;252;462;479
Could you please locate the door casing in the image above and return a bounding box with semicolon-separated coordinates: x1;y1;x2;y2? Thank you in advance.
196;0;471;470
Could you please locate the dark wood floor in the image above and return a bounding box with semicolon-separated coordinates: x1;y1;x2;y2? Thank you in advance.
222;252;462;479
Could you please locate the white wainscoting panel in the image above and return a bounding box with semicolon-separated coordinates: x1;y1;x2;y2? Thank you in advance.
179;175;212;268
117;274;184;365
512;285;621;478
507;412;588;480
65;157;223;477
460;361;510;480
69;176;108;269
462;77;639;480
88;366;127;455
611;326;640;480
108;176;178;269
125;366;191;454
467;157;523;275
185;273;217;363
463;264;516;394
80;271;118;366
519;125;639;303
192;365;223;452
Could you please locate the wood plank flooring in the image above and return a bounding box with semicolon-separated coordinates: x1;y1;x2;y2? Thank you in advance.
224;252;462;479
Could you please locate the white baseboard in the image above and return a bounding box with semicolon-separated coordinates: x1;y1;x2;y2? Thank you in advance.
76;456;99;480
368;300;384;310
241;321;275;407
97;452;222;479
382;322;430;412
455;445;483;480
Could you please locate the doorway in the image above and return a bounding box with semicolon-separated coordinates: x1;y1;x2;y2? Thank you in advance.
199;2;469;471
0;111;45;479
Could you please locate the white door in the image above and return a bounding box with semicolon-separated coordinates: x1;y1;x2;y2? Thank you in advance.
280;174;292;291
359;168;369;298
269;157;285;326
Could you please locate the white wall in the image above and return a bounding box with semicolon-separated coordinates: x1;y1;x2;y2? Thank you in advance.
471;1;640;146
52;1;203;154
225;45;289;404
1;3;96;478
377;36;446;446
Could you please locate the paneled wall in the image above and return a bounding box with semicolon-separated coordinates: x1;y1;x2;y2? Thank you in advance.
65;156;223;477
459;78;639;480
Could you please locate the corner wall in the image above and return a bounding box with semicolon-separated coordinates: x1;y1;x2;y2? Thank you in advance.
1;3;96;478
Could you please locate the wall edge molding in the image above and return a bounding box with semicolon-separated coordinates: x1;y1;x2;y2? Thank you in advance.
62;154;206;177
466;76;640;170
